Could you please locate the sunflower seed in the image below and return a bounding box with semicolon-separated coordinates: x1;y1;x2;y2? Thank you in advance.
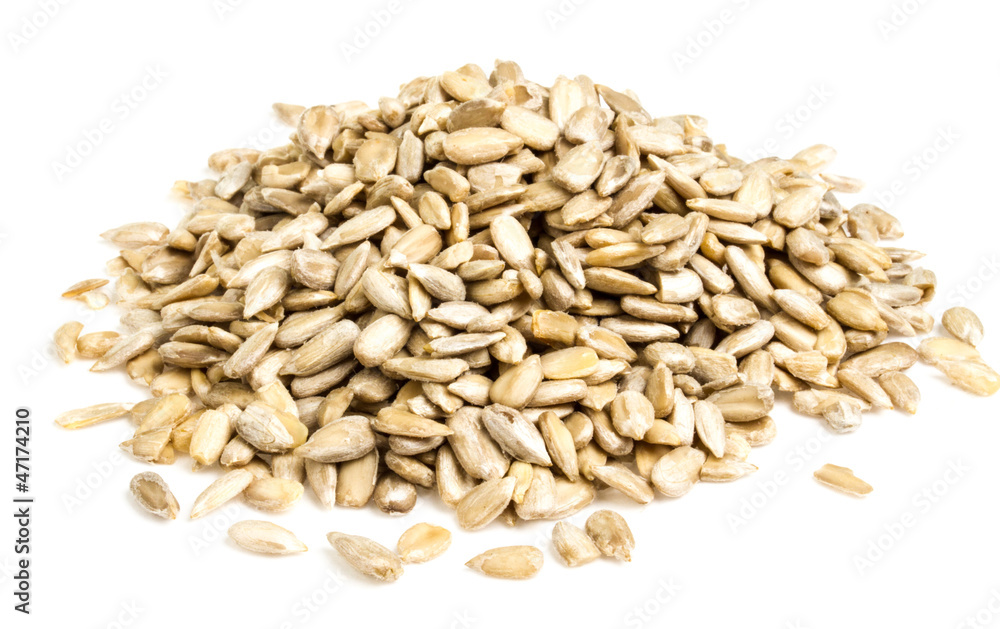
327;532;403;582
585;509;634;561
465;545;543;579
456;476;517;530
397;523;452;563
191;468;254;519
941;307;984;347
229;520;307;554
129;472;179;519
814;463;873;496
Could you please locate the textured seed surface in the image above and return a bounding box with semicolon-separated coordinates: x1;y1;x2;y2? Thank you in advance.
942;307;984;347
585;509;634;561
229;520;308;554
56;402;134;429
397;523;452;563
457;476;516;530
191;469;254;519
129;472;179;519
465;545;543;579
552;521;601;567
327;532;403;582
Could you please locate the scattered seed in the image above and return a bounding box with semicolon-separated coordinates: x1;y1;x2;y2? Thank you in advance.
813;463;873;496
465;545;543;579
129;472;179;519
396;523;452;563
585;509;634;561
327;532;403;582
229;520;308;554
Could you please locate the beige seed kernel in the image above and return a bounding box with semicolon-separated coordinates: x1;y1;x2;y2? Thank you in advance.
552;521;601;567
814;463;874;497
942;307;984;347
129;472;179;519
191;469;254;519
465;545;543;579
327;532;403;582
585;509;634;562
397;523;452;563
228;520;308;554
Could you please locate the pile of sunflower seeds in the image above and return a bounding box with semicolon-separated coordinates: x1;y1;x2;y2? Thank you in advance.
55;61;999;574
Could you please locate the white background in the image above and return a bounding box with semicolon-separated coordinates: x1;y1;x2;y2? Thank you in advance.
2;1;999;627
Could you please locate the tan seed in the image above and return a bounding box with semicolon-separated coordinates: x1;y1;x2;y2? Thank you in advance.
465;545;543;579
229;520;308;554
327;532;403;582
814;463;873;496
585;509;634;562
397;523;452;563
129;472;179;519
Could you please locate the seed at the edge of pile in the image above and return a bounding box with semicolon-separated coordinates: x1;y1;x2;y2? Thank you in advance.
933;359;1000;397
941;306;984;347
326;532;403;582
129;472;179;519
228;520;308;554
813;463;873;497
54;321;84;363
877;371;920;414
55;402;135;429
190;468;254;519
62;278;109;298
456;476;516;530
585;509;634;562
552;521;601;567
465;545;543;579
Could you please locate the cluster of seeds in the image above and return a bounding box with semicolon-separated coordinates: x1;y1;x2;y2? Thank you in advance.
54;60;998;579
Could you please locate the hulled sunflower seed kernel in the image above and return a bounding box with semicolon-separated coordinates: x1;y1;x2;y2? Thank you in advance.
814;463;873;497
465;545;543;579
585;509;634;562
129;472;180;520
228;520;308;554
